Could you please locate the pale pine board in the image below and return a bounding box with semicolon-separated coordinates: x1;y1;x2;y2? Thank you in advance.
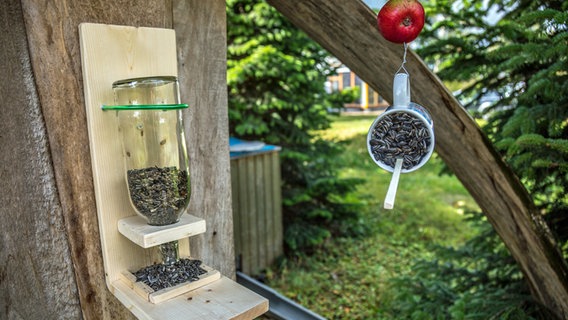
118;214;206;248
113;276;268;320
79;22;191;288
79;22;268;319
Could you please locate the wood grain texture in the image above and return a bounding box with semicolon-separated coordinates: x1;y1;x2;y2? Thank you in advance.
174;0;236;278
3;0;250;318
112;276;268;320
79;22;197;305
0;1;81;318
79;24;266;319
266;0;568;318
15;1;173;319
118;214;206;248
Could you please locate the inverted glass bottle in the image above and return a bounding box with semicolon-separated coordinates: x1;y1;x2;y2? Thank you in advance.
109;76;190;226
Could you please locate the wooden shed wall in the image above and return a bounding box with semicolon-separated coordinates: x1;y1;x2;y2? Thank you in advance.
231;150;283;275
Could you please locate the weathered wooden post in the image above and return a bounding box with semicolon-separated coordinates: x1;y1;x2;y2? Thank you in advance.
1;0;267;319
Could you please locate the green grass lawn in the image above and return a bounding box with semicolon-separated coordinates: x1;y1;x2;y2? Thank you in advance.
264;115;480;319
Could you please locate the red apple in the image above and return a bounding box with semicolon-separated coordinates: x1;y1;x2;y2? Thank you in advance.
377;0;425;44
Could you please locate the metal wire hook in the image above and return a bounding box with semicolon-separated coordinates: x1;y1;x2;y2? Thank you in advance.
395;42;409;75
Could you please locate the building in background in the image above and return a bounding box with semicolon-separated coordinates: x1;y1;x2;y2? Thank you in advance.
326;66;389;111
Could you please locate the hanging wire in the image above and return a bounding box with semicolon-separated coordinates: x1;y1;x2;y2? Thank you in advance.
395;42;409;75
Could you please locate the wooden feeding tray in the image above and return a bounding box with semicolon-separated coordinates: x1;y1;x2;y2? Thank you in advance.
120;263;220;304
111;275;268;320
79;23;268;319
117;214;220;303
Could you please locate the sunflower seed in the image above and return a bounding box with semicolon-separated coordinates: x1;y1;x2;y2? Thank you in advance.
369;112;432;170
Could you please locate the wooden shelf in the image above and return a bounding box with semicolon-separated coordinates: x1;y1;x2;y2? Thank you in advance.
112;276;268;320
118;214;206;248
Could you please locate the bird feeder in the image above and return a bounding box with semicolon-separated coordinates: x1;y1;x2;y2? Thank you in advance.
102;76;220;300
367;72;435;209
79;23;268;319
106;76;190;227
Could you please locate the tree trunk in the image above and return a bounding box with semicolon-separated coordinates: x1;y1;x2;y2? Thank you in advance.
1;1;81;318
266;0;568;318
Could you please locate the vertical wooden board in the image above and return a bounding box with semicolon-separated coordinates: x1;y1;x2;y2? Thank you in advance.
79;23;189;288
246;157;259;274
237;159;251;274
272;152;284;259
263;153;275;265
230;160;242;270
255;154;267;272
80;23;268;319
175;0;236;277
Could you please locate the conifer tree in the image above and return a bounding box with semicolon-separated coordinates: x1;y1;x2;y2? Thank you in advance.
417;0;568;249
387;4;568;317
226;0;364;253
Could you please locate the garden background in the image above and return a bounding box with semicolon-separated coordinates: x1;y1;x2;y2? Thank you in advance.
227;0;568;318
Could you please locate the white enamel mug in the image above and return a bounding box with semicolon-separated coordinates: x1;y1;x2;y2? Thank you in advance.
367;73;434;173
366;73;435;209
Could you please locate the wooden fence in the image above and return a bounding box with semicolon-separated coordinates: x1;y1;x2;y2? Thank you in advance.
230;141;283;275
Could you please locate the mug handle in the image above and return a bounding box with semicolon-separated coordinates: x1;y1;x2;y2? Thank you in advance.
393;73;410;108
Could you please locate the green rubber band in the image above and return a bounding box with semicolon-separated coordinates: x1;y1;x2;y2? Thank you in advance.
102;104;189;111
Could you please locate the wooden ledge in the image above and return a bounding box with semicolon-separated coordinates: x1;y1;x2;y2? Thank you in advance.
120;264;220;304
118;213;206;248
112;276;269;320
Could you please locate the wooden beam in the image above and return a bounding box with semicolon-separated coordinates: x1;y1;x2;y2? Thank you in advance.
0;1;81;318
174;0;236;278
17;0;173;318
267;0;568;318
